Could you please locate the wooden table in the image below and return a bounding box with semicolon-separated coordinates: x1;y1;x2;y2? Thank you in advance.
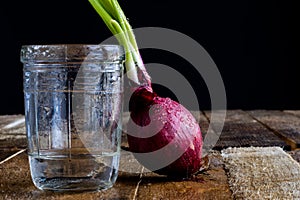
1;110;300;199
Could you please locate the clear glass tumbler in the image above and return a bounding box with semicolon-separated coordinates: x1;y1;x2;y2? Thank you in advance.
21;44;124;191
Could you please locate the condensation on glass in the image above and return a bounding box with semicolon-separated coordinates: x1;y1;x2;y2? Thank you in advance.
21;44;124;191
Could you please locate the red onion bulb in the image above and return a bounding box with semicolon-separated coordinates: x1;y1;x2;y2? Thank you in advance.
127;86;203;178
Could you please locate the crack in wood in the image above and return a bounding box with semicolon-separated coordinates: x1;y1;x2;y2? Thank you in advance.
132;167;144;200
249;115;296;150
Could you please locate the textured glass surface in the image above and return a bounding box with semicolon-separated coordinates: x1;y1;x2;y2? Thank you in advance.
22;44;124;191
21;44;124;62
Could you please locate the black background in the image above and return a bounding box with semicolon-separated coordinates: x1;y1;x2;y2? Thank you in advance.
0;0;299;114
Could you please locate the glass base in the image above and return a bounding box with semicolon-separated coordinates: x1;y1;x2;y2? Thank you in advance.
28;152;119;192
32;177;115;192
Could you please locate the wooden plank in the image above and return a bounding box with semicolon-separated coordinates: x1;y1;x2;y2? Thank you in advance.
204;110;289;150
0;147;232;200
0;115;25;134
136;152;233;200
284;110;300;117
247;110;300;149
0;115;26;148
0;113;145;199
0;134;27;149
0;152;141;199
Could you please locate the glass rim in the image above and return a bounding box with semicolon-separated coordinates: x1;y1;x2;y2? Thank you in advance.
21;44;125;63
21;43;123;48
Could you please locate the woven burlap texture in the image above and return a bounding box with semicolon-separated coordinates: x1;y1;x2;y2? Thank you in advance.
222;147;300;200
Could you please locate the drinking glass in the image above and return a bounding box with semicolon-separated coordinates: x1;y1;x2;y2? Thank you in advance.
21;44;124;191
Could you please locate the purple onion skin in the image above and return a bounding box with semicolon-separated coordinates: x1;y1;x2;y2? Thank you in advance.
127;86;203;178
